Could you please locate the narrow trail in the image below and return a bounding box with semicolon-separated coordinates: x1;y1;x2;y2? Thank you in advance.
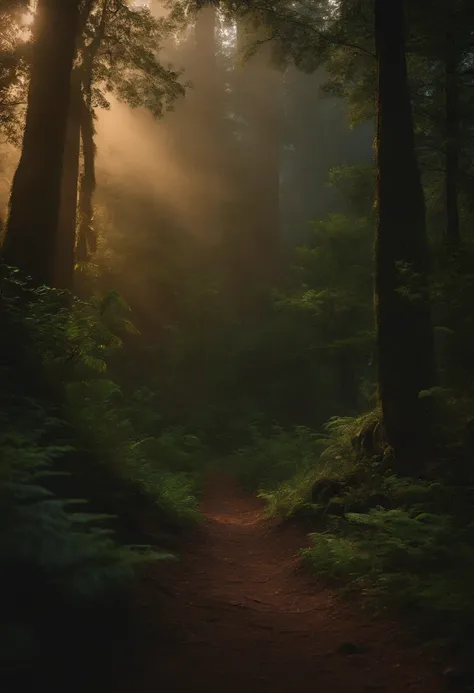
121;475;444;693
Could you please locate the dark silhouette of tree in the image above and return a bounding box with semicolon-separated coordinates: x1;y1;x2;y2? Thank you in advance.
2;0;81;286
443;12;461;249
55;69;83;290
54;0;184;290
56;0;100;289
374;0;435;463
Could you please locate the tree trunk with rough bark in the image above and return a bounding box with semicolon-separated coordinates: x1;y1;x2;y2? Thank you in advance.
77;95;97;262
374;0;436;465
55;71;82;290
444;18;461;249
2;0;80;286
75;0;109;264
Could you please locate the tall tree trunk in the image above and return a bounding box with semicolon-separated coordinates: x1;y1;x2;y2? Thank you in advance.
444;19;460;249
77;96;97;262
55;71;82;290
374;0;435;465
54;0;96;289
236;21;282;283
75;0;109;264
2;0;80;286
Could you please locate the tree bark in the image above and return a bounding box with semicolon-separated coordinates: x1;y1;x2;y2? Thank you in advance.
55;71;82;290
374;0;435;464
444;18;461;249
75;0;109;264
2;0;80;286
53;0;96;289
77;95;97;262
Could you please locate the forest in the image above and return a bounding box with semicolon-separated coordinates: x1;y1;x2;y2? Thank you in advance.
1;0;474;691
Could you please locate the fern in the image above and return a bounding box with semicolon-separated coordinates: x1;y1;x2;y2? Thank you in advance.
226;425;327;491
302;506;474;636
0;268;198;668
322;408;382;463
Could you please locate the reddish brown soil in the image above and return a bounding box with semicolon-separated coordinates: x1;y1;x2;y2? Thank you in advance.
119;475;444;693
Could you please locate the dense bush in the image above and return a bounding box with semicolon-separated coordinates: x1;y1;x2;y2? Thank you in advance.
301;507;474;642
254;407;474;645
0;266;204;668
227;425;327;492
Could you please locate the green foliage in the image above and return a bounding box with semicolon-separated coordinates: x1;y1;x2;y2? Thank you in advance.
251;411;380;519
87;0;186;116
0;266;204;667
327;164;375;217
225;206;375;430
301;507;474;638
2;267;204;519
227;425;327;492
0;392;169;667
322;409;382;461
258;468;323;520
254;408;474;643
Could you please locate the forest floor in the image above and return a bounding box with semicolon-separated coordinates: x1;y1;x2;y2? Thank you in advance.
111;472;445;693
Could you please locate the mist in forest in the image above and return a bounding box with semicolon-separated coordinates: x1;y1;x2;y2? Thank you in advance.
94;6;278;256
93;3;373;264
0;1;373;271
95;101;221;238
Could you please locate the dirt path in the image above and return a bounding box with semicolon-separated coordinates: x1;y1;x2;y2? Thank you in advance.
120;475;444;693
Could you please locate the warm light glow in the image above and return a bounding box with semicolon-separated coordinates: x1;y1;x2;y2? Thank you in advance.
22;11;34;26
96;97;235;239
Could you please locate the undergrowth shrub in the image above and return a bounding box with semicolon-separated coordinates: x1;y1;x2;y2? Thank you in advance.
227;425;327;491
301;508;474;639
65;379;203;525
254;411;381;519
254;407;474;644
0;266;204;668
0;394;169;669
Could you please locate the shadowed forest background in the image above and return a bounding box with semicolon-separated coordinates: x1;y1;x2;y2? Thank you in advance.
2;0;474;689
